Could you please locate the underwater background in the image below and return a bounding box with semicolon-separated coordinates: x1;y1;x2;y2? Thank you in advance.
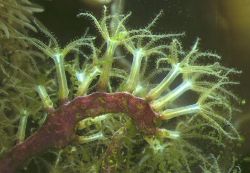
0;0;250;172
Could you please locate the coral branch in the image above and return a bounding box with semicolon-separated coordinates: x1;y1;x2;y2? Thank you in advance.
0;92;158;173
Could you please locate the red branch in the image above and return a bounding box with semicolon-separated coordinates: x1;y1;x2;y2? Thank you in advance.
0;92;159;173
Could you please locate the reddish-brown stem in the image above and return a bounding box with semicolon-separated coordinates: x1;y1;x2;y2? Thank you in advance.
0;92;159;173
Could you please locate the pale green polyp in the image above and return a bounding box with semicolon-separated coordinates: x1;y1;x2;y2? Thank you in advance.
76;67;100;96
53;53;69;101
36;85;54;109
17;110;29;143
125;48;144;92
78;131;104;144
78;114;109;130
98;40;117;90
157;129;180;140
151;80;192;110
147;63;180;100
160;103;200;120
76;71;87;95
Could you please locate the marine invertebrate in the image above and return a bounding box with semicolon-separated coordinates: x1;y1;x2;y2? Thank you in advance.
0;6;241;173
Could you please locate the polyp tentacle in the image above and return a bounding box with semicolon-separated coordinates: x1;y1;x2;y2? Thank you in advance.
160;103;200;120
151;80;192;110
146;63;181;100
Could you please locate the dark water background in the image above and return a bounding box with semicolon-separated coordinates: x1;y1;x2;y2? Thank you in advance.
32;0;250;172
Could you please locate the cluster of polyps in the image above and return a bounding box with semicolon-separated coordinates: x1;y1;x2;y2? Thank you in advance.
16;7;240;173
